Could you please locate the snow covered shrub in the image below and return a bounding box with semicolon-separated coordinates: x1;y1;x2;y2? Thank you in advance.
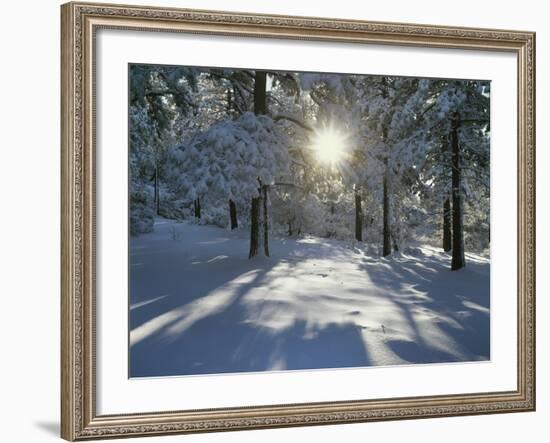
296;194;327;236
270;189;325;237
158;199;189;220
464;200;490;254
198;204;229;228
158;188;192;220
130;186;154;236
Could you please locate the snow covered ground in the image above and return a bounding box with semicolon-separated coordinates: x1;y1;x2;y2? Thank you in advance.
129;219;490;377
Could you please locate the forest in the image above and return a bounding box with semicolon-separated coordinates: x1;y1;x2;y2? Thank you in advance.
128;64;491;377
130;65;490;269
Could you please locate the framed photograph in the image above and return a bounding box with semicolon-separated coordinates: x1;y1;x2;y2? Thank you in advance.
61;1;536;440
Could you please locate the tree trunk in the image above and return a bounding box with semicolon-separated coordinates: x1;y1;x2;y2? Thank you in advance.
248;195;261;259
393;239;399;253
383;162;391;256
393;225;399;252
354;186;363;242
194;198;201;219
154;164;160;216
380;82;391;256
262;185;270;257
229;199;238;230
451;113;466;270
288;220;293;236
254;71;267;115
249;71;268;259
443;198;452;252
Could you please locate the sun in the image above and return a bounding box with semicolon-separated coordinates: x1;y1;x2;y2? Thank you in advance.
310;126;349;165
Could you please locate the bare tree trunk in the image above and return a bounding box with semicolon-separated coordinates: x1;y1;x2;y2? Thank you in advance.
262;185;269;257
288;220;293;236
248;195;260;259
380;78;392;257
229;199;238;230
249;70;268;258
441;136;452;253
443;198;452;252
193;198;201;219
383;162;391;256
154;164;160;216
354;186;363;242
254;70;267;115
451;113;466;270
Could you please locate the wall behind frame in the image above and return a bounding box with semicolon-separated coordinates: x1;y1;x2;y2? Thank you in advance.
0;0;546;442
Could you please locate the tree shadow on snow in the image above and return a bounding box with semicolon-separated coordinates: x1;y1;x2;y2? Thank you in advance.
129;226;378;376
129;223;489;377
357;251;490;364
131;315;370;377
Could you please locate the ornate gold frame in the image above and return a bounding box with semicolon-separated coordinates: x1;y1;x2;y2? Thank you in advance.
61;1;536;440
